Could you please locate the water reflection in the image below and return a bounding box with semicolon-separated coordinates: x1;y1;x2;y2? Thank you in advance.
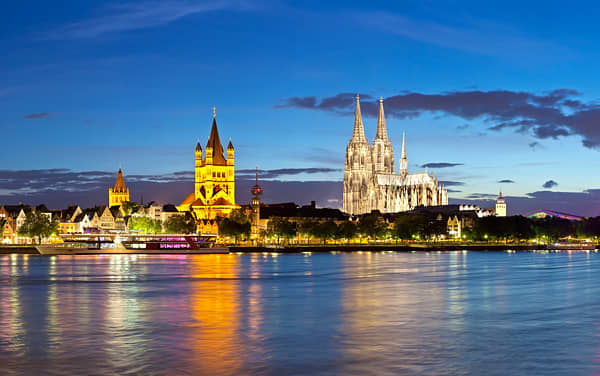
1;253;600;375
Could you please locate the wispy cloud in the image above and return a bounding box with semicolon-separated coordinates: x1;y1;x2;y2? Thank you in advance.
421;162;463;169
237;167;340;179
349;10;571;59
529;141;543;150
42;0;258;40
24;112;49;119
439;180;464;187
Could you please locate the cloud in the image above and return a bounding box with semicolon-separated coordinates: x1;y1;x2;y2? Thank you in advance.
24;112;49;119
237;167;340;179
498;179;515;183
438;180;464;187
528;141;543;149
420;162;463;169
465;193;497;199
279;89;600;149
0;168;342;210
542;180;558;189
42;0;258;40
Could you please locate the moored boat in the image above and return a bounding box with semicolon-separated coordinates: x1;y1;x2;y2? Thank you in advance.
36;233;229;255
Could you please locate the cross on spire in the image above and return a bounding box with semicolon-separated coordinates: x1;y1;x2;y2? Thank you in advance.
212;106;216;118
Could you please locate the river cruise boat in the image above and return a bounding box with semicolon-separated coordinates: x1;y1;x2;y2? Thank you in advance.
36;233;229;255
548;239;597;251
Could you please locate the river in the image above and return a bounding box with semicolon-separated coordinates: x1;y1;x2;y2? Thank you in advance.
1;251;599;375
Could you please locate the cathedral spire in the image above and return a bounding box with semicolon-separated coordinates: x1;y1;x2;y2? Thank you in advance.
352;94;367;142
375;97;388;140
401;132;407;159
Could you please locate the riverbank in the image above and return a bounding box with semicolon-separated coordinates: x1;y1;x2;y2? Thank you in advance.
1;243;596;255
230;244;554;253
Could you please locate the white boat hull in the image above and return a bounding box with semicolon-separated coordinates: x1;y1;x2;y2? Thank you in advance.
35;245;229;255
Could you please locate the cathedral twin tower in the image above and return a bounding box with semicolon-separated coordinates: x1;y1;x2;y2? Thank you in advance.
343;95;448;215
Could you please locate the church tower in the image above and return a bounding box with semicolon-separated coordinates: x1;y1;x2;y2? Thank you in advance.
495;191;507;217
178;109;238;233
371;97;395;174
343;94;373;215
109;168;130;207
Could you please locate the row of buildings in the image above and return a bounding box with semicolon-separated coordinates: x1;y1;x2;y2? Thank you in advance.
1;102;510;244
0;200;185;244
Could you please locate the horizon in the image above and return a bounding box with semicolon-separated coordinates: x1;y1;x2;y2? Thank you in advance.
2;0;600;216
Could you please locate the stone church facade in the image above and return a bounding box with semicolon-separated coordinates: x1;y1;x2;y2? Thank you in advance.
343;95;448;215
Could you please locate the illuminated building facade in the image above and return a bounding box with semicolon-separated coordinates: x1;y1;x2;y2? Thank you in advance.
495;191;507;217
109;168;130;207
343;95;448;215
178;112;238;233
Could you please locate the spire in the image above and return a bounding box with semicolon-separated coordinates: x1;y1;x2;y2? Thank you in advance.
114;168;126;192
205;116;226;165
195;141;202;152
351;94;367;142
227;137;234;150
401;132;407;159
375;97;388;140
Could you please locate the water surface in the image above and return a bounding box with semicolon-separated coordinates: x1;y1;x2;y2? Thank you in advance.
1;251;599;375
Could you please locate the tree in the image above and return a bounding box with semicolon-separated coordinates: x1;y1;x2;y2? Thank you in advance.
337;221;357;243
163;215;196;234
311;220;338;244
358;214;389;241
267;217;297;244
18;210;58;244
121;201;141;216
297;219;315;243
128;216;162;234
531;217;574;241
218;218;251;243
229;208;250;224
392;214;427;240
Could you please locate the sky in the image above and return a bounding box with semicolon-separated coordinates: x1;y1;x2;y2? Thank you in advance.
2;0;600;215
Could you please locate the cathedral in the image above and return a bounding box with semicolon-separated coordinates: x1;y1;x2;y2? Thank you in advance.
343;95;448;215
178;111;238;233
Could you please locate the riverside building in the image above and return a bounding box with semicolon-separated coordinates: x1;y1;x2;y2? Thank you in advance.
343;95;448;215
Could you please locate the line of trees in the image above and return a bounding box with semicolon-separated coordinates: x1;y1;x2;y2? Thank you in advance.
225;213;600;245
128;215;196;234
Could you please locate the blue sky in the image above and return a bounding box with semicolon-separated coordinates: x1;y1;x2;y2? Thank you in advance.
2;0;600;215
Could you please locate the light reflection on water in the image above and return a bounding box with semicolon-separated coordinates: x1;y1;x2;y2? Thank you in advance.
1;252;600;375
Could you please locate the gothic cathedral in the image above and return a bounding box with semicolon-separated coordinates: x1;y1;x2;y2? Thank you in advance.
343;95;448;215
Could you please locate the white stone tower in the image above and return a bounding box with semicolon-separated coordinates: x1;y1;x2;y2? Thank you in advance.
343;94;373;215
495;191;507;217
